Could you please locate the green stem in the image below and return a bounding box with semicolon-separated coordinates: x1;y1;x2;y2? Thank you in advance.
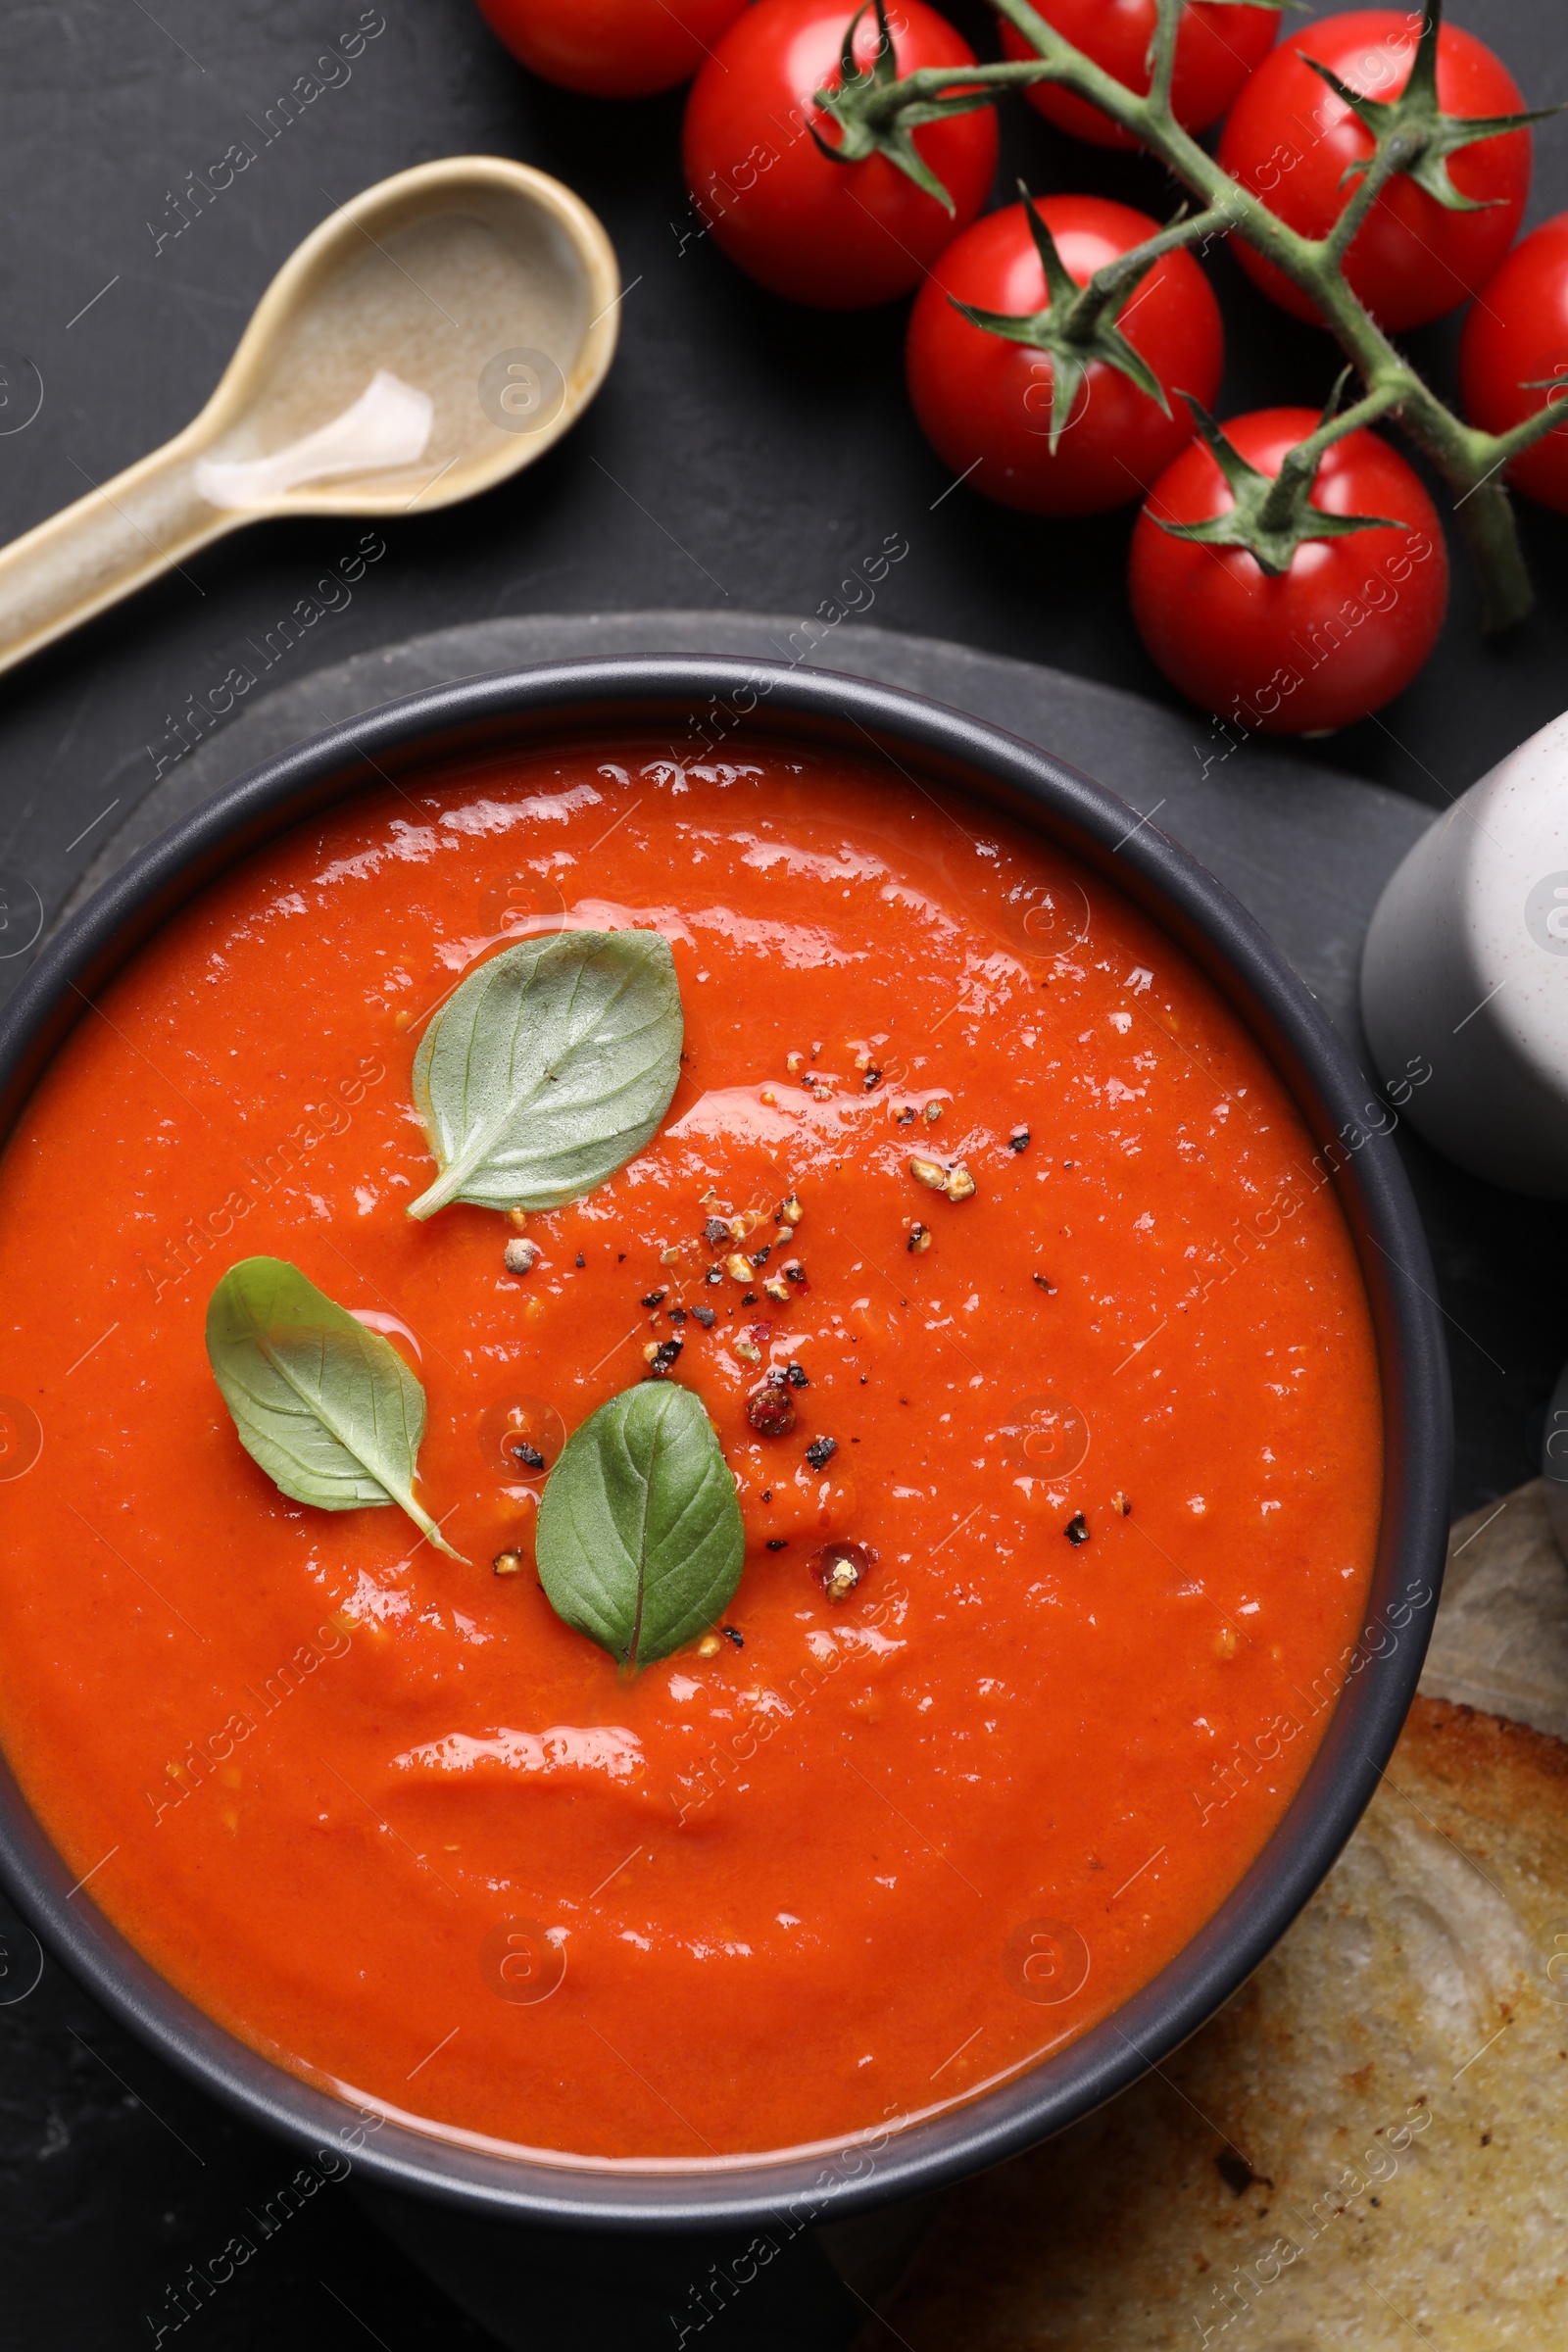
987;0;1543;633
1254;378;1403;533
1321;135;1407;270
1148;0;1182;118
1449;476;1536;634
1064;199;1242;338
860;56;1061;116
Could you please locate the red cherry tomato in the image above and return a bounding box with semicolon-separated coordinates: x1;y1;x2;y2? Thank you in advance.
681;0;1000;308
998;0;1278;150
1216;10;1531;332
1459;215;1568;514
1128;408;1448;733
474;0;750;96
905;196;1223;515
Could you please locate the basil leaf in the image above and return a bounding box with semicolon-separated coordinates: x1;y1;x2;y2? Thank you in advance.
205;1256;466;1562
408;928;683;1221
535;1383;745;1669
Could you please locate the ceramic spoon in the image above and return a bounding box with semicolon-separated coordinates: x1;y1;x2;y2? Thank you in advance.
0;157;619;678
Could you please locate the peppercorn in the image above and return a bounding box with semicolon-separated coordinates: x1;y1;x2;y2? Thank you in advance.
805;1435;838;1470
724;1626;744;1648
785;1362;808;1389
863;1066;882;1089
765;1538;788;1551
908;1153;975;1202
693;1304;716;1328
643;1338;684;1378
1065;1512;1090;1545
503;1238;538;1275
705;1216;730;1248
1033;1272;1056;1295
811;1540;876;1601
908;1223;931;1254
641;1288;667;1309
508;1439;546;1472
1009;1126;1030;1152
748;1387;797;1438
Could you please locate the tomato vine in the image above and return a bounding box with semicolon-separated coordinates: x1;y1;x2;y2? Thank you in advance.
974;0;1562;631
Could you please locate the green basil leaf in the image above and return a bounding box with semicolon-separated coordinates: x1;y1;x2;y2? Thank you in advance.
205;1255;466;1562
535;1382;745;1669
407;928;683;1221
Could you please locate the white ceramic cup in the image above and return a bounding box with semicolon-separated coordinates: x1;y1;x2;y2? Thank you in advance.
1361;708;1568;1197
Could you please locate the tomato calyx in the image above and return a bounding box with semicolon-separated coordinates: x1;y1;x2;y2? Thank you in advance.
951;186;1236;454
1301;0;1557;218
1154;377;1406;577
810;0;1046;217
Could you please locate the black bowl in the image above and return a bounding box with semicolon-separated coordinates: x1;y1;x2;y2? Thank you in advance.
0;656;1449;2232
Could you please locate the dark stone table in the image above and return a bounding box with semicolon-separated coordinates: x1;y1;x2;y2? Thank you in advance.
2;4;1566;2344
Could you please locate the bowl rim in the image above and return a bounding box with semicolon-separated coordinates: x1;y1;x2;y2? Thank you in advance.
0;654;1451;2232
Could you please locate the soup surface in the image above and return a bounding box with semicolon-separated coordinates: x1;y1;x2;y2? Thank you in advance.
0;741;1380;2162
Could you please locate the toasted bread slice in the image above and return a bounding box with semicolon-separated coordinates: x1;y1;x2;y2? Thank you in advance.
1423;1480;1568;1739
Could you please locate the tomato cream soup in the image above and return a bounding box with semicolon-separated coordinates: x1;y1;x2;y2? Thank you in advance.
0;743;1380;2163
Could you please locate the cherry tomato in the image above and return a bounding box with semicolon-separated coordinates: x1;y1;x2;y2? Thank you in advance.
905;196;1223;515
474;0;750;97
998;0;1278;150
1216;10;1531;332
681;0;1000;309
1459;215;1568;515
1128;408;1448;733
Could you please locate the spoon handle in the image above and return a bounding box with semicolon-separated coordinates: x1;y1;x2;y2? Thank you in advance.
0;433;234;680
